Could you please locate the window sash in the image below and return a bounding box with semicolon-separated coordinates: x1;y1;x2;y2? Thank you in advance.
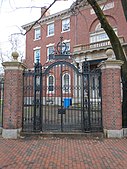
48;76;54;92
90;28;117;43
63;74;70;93
65;42;70;54
90;32;109;43
61;42;70;54
35;28;41;40
34;49;40;63
48;23;54;36
62;18;70;32
47;46;54;60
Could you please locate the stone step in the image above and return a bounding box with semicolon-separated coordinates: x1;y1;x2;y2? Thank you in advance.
20;131;104;140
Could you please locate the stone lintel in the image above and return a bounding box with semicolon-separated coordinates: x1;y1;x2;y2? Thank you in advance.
98;60;124;69
2;61;27;71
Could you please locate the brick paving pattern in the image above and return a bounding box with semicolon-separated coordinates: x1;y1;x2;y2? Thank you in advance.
0;136;127;169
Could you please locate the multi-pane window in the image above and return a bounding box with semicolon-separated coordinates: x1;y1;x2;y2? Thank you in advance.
90;32;109;43
63;73;70;93
47;45;54;60
90;23;117;43
47;23;54;36
64;42;70;54
62;18;70;32
34;28;41;40
60;41;70;55
34;49;40;63
48;75;54;92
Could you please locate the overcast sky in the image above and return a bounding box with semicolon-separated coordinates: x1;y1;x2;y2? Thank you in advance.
0;0;75;57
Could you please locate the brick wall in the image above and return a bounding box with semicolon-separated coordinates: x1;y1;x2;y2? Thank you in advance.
99;59;123;131
3;69;23;129
102;68;122;130
2;58;27;134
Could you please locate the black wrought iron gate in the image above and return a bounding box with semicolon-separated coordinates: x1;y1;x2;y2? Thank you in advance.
23;60;102;132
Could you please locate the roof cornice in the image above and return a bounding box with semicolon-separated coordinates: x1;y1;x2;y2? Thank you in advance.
21;0;107;30
22;8;71;30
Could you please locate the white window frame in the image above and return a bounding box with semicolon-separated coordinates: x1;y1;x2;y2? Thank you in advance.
33;47;41;63
47;44;54;61
64;41;70;54
90;23;117;43
90;31;109;43
62;18;70;32
47;75;55;93
47;23;54;36
62;73;71;93
61;40;70;55
34;27;41;40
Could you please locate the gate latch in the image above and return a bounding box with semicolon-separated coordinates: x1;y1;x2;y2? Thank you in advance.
58;108;66;114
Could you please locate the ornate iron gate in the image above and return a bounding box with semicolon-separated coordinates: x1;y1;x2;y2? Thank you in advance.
41;61;82;132
82;61;102;132
22;60;102;133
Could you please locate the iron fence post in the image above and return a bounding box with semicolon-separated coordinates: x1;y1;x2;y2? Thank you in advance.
34;60;42;131
82;59;91;131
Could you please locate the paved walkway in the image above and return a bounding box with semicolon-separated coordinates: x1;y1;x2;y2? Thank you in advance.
0;136;127;169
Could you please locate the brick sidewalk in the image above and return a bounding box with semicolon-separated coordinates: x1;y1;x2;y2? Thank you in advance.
0;136;127;169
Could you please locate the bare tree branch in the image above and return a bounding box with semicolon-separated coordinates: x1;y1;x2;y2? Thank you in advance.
23;0;58;35
9;6;43;13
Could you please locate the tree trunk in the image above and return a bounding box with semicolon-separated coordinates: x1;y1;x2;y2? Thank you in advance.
121;0;127;21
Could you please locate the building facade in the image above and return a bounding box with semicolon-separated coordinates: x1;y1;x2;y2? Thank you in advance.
22;0;127;69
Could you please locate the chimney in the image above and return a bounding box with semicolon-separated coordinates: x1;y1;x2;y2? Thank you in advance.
41;6;50;17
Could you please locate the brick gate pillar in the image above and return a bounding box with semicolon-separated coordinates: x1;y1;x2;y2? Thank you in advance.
98;49;124;138
2;52;27;139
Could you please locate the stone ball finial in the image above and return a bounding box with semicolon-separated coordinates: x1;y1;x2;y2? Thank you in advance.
12;51;19;61
106;49;115;60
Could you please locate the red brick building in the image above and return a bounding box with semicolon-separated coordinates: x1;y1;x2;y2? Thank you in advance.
22;0;127;68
